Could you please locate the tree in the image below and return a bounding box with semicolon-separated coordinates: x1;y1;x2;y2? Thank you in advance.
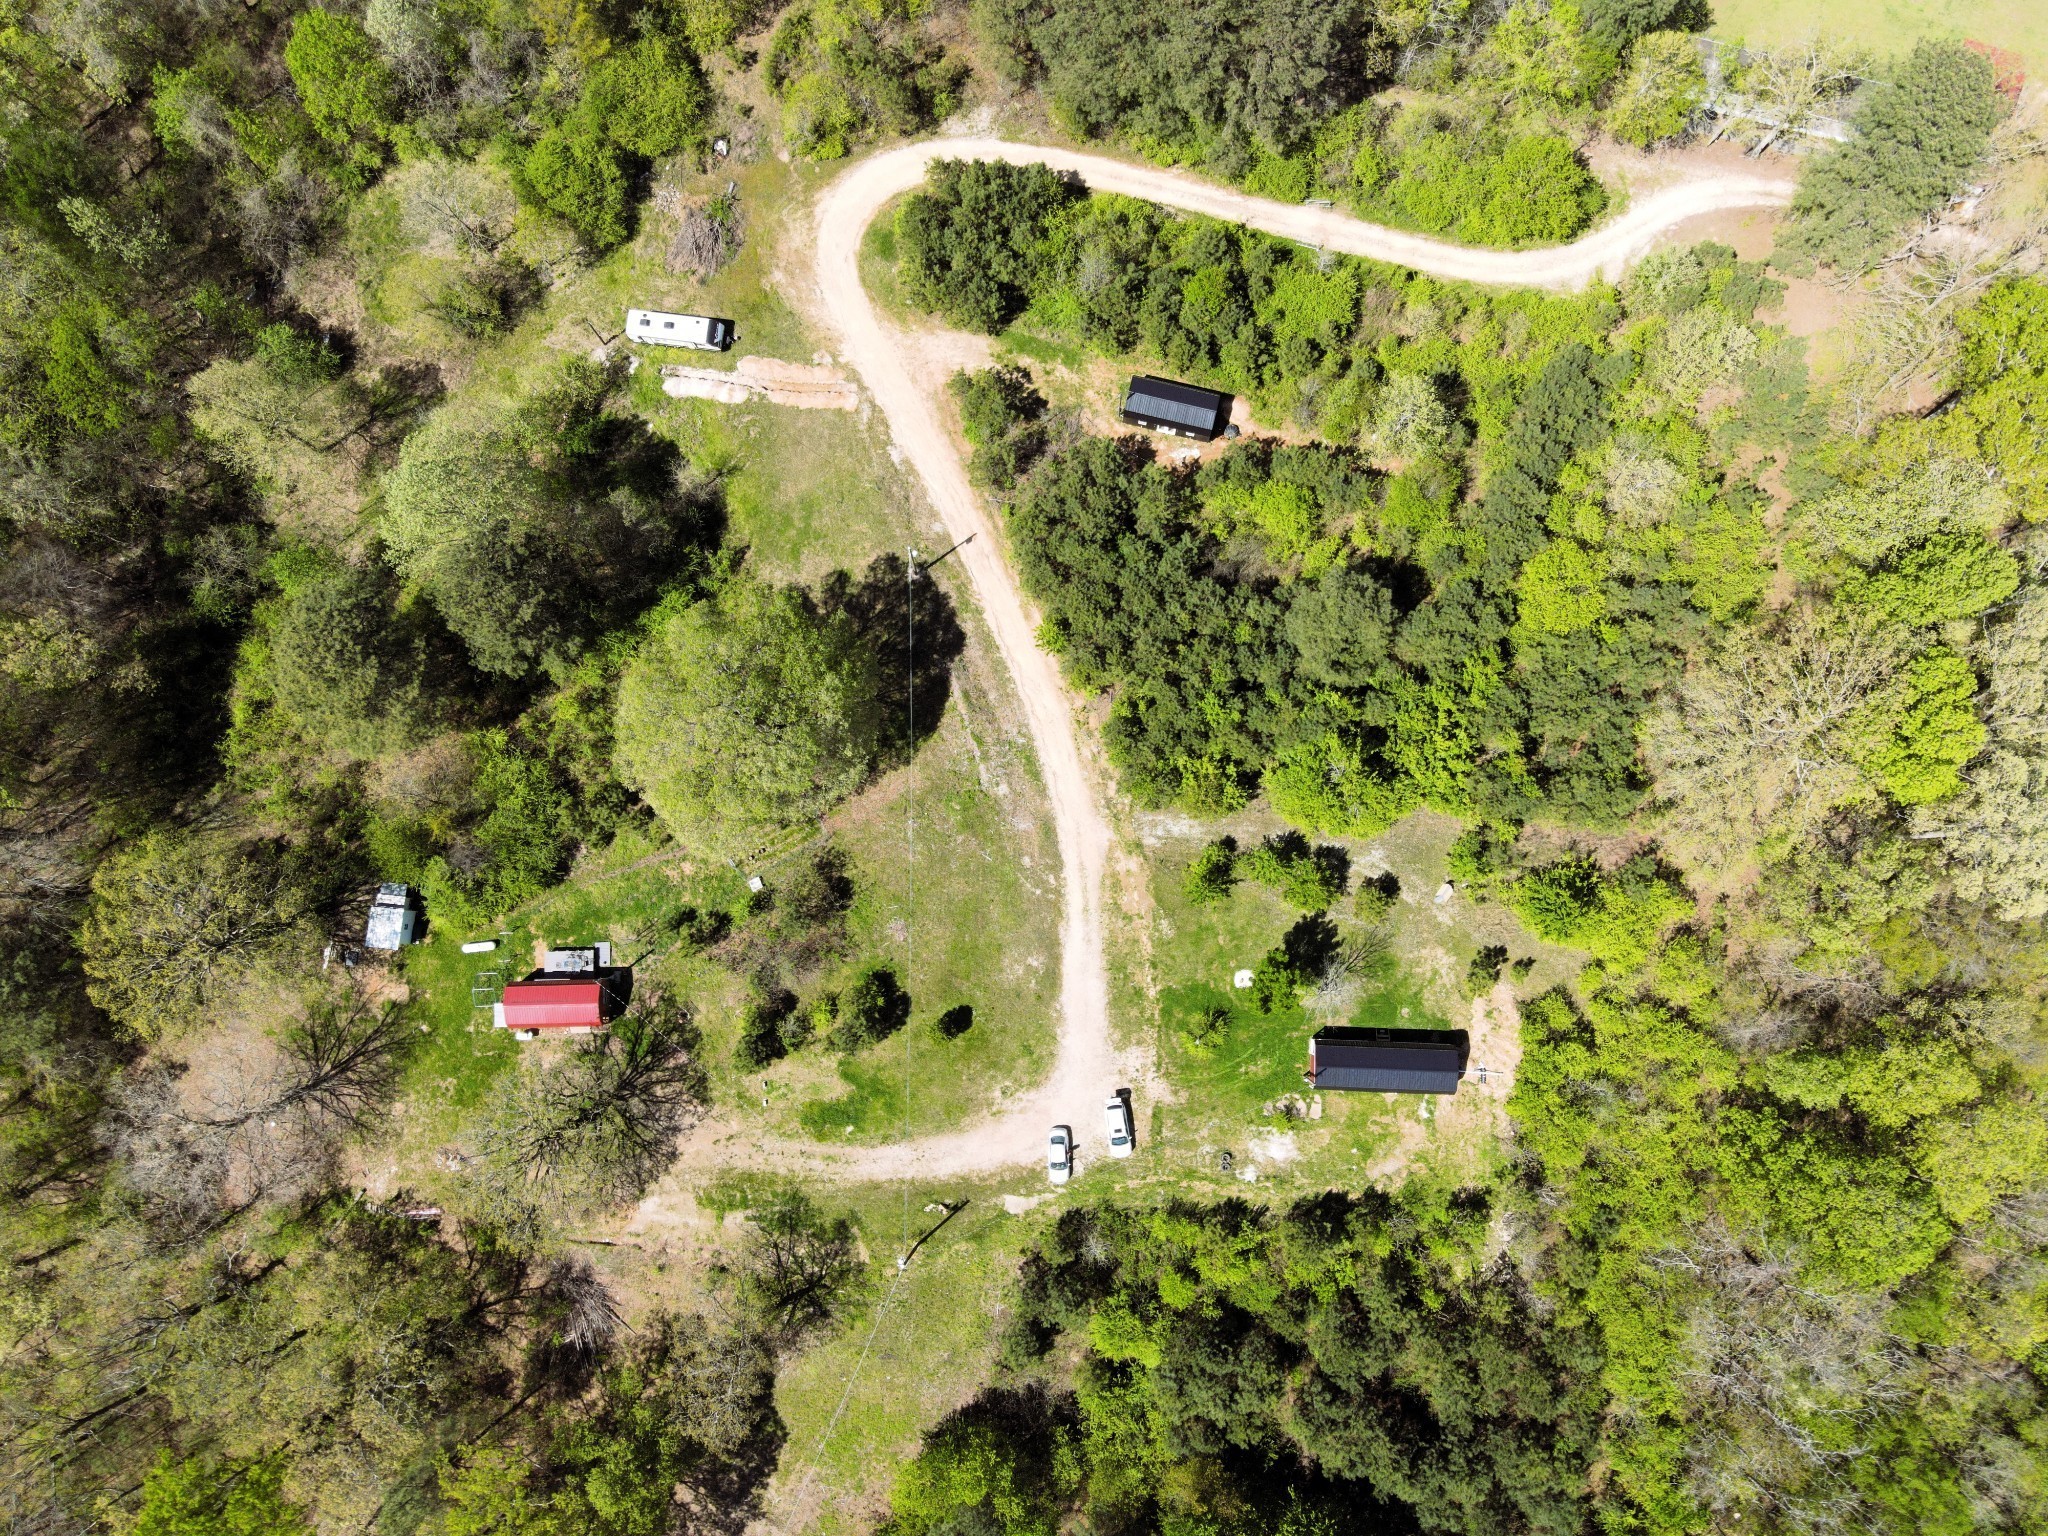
1582;0;1708;50
1943;277;2048;502
614;578;883;858
125;1451;311;1536
554;1315;780;1533
284;11;397;155
381;366;697;678
257;563;437;762
1645;611;1900;866
1605;31;1706;148
1237;834;1348;911
1484;0;1608;112
897;160;1081;332
1516;541;1608;635
474;1002;704;1210
1781;40;2006;273
830;963;910;1050
1647;305;1758;409
1844;529;2020;626
1847;647;1985;806
1512;854;1691;969
950;365;1048;491
524;120;631;250
731;1189;863;1339
1284;569;1392;685
582;36;710;159
77;834;318;1041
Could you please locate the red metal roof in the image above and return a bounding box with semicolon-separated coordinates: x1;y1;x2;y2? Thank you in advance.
501;979;605;1029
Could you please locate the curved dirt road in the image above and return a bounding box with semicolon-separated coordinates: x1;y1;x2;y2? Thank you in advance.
670;138;1795;1185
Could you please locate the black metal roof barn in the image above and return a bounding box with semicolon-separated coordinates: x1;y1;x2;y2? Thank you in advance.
1306;1026;1465;1095
1120;375;1232;441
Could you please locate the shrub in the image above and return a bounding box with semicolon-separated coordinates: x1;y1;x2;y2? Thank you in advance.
1353;871;1400;924
1182;839;1240;905
523;120;631;249
1513;855;1691;971
1238;834;1348;911
832;963;911;1050
934;1004;974;1039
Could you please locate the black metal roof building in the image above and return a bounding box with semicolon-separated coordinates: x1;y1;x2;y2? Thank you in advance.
1120;376;1232;441
1306;1027;1464;1095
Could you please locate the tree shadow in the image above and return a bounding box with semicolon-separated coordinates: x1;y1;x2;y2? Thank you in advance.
820;553;966;765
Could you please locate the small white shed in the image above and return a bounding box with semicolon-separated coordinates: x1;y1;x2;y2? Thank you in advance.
625;308;732;351
364;883;419;951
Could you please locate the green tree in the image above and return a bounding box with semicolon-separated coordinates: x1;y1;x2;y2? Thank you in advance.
524;121;631;249
1781;39;2006;272
126;1451;311;1536
284;10;397;153
1485;0;1608;111
898;160;1080;332
831;963;910;1050
1606;31;1706;147
614;579;883;857
1513;854;1691;970
255;563;436;762
1849;648;1985;806
1940;277;2048;502
550;1313;779;1535
1845;529;2020;626
1516;540;1607;635
78;834;318;1041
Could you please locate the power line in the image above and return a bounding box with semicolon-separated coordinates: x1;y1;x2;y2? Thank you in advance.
899;545;916;1269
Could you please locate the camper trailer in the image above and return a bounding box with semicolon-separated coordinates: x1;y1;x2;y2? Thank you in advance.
625;308;733;351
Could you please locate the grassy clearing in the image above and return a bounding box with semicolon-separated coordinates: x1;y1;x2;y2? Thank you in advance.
340;150;824;405
857;201;916;323
1712;0;2045;69
793;706;1062;1140
763;1174;1044;1536
646;395;932;585
1116;806;1586;1194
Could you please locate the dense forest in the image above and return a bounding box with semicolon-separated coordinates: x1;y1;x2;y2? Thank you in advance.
0;0;2044;1534
887;41;2048;1529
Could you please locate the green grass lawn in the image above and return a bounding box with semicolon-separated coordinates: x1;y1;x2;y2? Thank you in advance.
767;1175;1036;1536
1712;0;2045;69
643;394;935;586
1119;807;1589;1194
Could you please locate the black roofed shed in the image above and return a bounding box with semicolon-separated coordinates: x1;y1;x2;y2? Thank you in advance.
1121;375;1232;441
1306;1026;1465;1095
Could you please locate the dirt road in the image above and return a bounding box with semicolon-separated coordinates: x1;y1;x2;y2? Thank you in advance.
659;137;1795;1186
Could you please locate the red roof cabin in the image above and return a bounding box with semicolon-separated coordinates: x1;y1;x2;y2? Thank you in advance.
493;944;625;1039
499;977;611;1034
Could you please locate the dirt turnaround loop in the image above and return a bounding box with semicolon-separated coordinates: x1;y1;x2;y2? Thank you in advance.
674;137;1797;1184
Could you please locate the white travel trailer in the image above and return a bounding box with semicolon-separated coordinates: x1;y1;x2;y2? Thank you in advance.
625;307;733;350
